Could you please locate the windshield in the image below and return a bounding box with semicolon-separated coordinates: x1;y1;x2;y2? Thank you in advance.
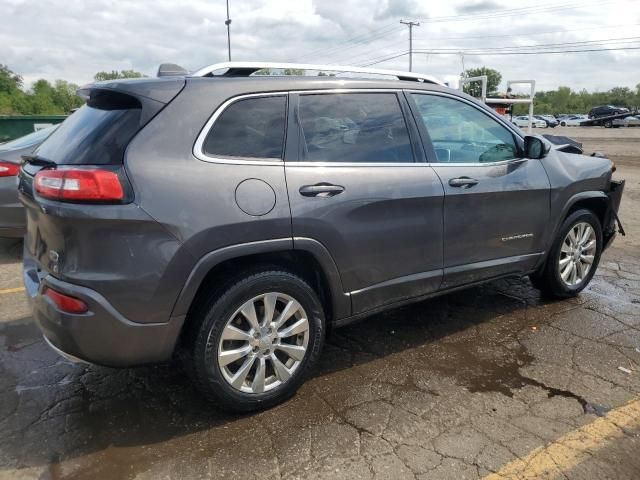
0;125;58;151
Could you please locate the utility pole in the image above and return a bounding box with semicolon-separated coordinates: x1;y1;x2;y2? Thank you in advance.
400;20;420;71
225;0;232;61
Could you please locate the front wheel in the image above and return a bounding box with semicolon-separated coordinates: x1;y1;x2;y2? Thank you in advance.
188;270;325;412
530;209;602;298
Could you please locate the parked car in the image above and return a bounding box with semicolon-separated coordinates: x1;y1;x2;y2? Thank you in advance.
0;125;58;237
512;115;547;128
19;63;624;412
559;115;588;127
588;105;629;119
612;115;640;127
534;115;558;128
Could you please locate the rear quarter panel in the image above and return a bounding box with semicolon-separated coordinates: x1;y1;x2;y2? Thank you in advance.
123;79;293;319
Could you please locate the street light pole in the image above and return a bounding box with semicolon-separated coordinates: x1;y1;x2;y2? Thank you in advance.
400;20;420;72
225;0;232;61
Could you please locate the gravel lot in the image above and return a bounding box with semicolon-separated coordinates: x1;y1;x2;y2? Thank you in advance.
1;126;639;479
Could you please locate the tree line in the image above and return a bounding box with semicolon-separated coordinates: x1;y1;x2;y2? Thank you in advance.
0;65;145;115
463;67;639;115
0;63;638;116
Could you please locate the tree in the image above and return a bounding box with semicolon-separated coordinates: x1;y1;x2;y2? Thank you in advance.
0;64;23;94
52;80;85;113
93;70;146;81
462;67;502;98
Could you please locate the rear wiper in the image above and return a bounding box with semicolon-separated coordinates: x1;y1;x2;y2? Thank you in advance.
21;154;56;168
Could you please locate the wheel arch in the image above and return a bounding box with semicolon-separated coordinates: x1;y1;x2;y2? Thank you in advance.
564;192;609;227
547;191;608;251
170;238;351;330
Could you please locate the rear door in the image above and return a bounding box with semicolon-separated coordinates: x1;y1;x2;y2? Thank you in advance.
407;91;550;288
284;90;444;315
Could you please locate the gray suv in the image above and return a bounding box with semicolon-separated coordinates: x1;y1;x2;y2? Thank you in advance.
19;63;625;412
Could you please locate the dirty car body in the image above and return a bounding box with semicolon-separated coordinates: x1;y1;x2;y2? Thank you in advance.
18;67;625;411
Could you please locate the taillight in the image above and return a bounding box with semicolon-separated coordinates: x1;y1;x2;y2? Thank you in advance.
35;169;124;202
0;161;19;177
45;288;89;314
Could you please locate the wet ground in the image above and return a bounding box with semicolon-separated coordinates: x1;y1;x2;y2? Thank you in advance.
1;127;640;479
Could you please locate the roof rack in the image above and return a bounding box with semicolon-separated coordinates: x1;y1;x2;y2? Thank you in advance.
189;62;445;85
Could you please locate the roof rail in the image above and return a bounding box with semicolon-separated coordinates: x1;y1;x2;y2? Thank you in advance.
189;62;445;85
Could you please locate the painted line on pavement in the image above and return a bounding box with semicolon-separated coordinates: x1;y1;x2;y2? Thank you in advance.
0;287;25;295
484;397;640;479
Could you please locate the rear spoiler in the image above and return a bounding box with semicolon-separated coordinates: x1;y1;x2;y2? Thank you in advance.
157;63;189;77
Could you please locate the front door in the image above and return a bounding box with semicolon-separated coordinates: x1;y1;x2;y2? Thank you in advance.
407;92;550;288
284;91;444;315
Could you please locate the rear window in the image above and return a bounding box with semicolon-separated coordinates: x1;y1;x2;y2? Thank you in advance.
202;95;287;159
34;90;142;165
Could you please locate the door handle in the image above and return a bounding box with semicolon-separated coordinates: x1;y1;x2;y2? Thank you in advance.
448;177;479;188
299;183;345;197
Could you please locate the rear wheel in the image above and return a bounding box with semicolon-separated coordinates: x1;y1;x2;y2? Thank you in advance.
188;270;325;412
530;209;602;298
604;120;613;128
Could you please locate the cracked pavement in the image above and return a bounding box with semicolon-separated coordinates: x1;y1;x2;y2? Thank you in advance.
1;129;639;479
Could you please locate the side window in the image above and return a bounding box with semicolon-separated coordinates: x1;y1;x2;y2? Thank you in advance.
410;93;518;163
297;93;413;163
203;95;286;159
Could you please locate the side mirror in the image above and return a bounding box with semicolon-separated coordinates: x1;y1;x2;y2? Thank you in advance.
524;136;548;159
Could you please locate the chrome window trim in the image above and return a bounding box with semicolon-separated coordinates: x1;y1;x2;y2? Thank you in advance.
194;88;423;167
193;91;289;166
406;89;529;168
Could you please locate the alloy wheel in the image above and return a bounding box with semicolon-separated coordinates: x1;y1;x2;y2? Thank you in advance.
558;222;597;286
216;293;310;394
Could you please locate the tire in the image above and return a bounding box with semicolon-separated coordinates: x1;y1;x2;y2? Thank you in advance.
560;121;566;126
187;270;325;412
530;209;603;299
604;120;613;128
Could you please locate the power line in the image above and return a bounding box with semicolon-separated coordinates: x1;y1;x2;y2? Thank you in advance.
299;0;626;65
413;0;621;24
417;46;640;56
357;44;640;67
413;36;640;52
348;35;640;67
417;22;640;43
291;22;401;62
329;25;640;66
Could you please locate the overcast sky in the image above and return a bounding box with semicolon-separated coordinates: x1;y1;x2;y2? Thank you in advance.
1;0;639;92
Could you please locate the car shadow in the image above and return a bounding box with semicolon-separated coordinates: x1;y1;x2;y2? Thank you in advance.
0;270;557;477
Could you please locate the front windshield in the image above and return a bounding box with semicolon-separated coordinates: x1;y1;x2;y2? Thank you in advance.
0;125;58;151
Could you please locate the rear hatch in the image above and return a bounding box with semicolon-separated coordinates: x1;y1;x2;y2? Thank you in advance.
19;78;184;292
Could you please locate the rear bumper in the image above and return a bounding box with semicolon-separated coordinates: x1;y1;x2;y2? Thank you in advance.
24;250;185;367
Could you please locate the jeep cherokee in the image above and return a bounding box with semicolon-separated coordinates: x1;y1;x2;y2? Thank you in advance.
19;62;625;411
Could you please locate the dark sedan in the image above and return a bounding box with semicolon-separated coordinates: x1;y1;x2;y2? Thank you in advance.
0;125;58;237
